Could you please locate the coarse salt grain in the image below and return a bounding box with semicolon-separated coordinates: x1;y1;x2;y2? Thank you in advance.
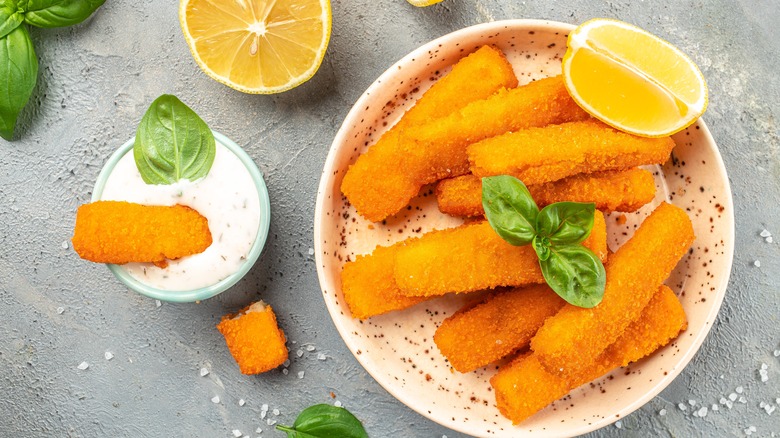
729;393;738;401
697;407;708;417
255;427;262;434
760;229;771;237
200;367;209;377
296;350;303;358
773;350;780;357
306;345;316;352
753;260;761;267
712;404;719;411
317;353;327;361
615;420;622;429
736;386;744;394
678;403;687;411
761;363;768;370
688;399;697;406
659;409;667;416
261;403;268;411
232;430;242;437
77;361;89;370
239;399;245;407
56;307;65;314
308;248;314;255
298;371;305;379
272;409;280;416
211;396;220;404
266;419;276;426
104;352;114;361
283;360;290;367
739;396;747;404
334;400;343;407
155;300;162;308
766;236;773;243
282;368;289;375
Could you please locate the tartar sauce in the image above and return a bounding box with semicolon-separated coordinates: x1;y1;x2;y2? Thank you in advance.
100;141;261;291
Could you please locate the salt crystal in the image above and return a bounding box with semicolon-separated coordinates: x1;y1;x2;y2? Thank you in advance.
255;428;262;434
200;367;209;377
155;300;162;308
739;396;747;404
317;353;327;361
678;403;687;411
766;236;773;243
292;340;297;344
77;361;89;370
282;369;288;375
766;405;776;415
773;350;780;357
232;430;242;437
697;407;708;417
776;398;780;405
296;350;303;358
442;435;447;438
719;375;724;379
719;397;728;405
615;420;622;429
273;409;280;416
760;402;767;408
729;393;738;401
334;401;343;408
283;360;290;367
736;386;744;394
62;241;69;249
308;248;314;255
211;396;220;404
261;403;269;412
306;345;316;352
753;260;761;267
688;399;697;406
260;411;267;419
266;419;276;426
745;427;754;436
760;229;771;237
56;306;65;314
712;404;719;411
104;352;114;361
659;409;667;416
239;399;245;407
298;371;305;379
725;400;733;409
761;374;769;383
762;363;768;370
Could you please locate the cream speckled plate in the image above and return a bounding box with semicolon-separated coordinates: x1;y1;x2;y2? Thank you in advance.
314;19;734;437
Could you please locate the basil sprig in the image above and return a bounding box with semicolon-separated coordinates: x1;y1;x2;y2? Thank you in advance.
276;404;369;438
0;0;105;140
482;175;606;308
133;95;216;185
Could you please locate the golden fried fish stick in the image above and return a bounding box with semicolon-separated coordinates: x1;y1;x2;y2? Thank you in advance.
341;46;518;223
492;285;687;424
436;169;656;217
468;120;675;185
530;202;694;377
72;201;212;265
217;302;288;375
341;244;428;320
434;284;565;373
394;212;607;297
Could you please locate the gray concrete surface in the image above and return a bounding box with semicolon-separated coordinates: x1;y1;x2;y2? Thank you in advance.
0;0;778;437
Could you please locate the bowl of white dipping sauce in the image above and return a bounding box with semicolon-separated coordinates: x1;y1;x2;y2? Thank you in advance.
92;131;270;302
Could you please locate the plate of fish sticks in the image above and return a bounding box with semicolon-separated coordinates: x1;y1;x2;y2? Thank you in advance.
314;19;734;437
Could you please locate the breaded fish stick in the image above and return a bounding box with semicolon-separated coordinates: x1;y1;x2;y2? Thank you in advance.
434;284;565;373
492;285;687;424
469;119;675;185
72;201;212;265
217;302;288;375
436;168;656;217
341;46;518;223
341;244;428;320
530;202;694;377
394;212;607;297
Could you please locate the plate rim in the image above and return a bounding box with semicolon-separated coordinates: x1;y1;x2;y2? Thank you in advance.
313;18;735;437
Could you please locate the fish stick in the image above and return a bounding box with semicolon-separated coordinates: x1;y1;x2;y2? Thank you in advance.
530;202;694;377
341;46;518;223
72;201;212;265
434;284;565;373
341;244;428;320
468;119;675;185
217;302;288;375
436;168;656;217
492;285;687;424
394;212;607;297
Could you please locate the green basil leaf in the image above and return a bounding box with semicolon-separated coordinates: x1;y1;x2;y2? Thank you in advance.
23;0;105;28
276;404;368;438
532;235;551;261
0;24;38;140
133;94;216;185
539;244;606;308
482;175;539;246
536;202;595;245
0;2;24;39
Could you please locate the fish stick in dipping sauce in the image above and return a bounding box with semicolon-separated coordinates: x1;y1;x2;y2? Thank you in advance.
492;285;687;424
393;212;607;297
341;45;518;223
434;284;566;373
72;201;212;266
530;202;694;378
468;119;675;185
436;168;656;217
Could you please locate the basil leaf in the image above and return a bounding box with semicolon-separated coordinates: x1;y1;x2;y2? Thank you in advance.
133;94;216;185
0;2;23;39
23;0;105;29
539;245;606;308
0;25;37;140
536;202;595;245
482;175;539;246
532;235;551;261
276;404;368;438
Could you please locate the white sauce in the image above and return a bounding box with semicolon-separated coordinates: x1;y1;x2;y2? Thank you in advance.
100;142;261;291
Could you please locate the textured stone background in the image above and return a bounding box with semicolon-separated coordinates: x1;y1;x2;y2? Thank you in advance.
1;1;778;437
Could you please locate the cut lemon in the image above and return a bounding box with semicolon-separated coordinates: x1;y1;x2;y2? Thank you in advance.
179;0;331;94
562;18;707;137
406;0;444;6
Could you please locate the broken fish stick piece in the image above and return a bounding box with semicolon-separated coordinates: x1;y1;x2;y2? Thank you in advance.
436;169;656;217
492;285;687;424
394;212;607;297
341;244;428;320
530;202;694;377
341;45;518;223
72;201;212;265
434;284;565;373
217;302;288;375
468;119;675;185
